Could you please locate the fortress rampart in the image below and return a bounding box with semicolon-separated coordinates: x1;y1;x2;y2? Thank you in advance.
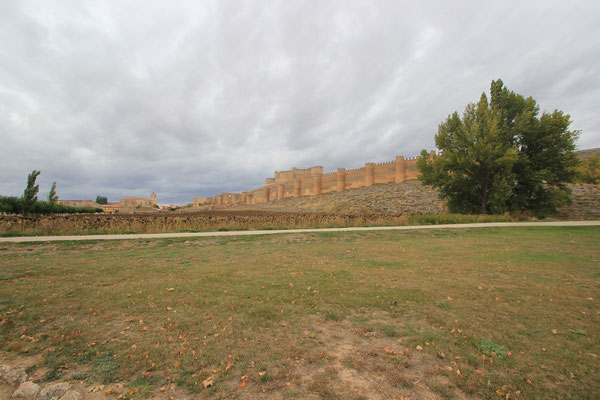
208;152;432;206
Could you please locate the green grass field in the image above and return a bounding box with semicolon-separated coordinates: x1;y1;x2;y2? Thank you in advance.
0;227;598;399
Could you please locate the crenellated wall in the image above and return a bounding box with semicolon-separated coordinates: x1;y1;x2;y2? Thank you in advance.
207;152;432;206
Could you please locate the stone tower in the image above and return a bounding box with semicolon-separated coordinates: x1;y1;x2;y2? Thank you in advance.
150;193;157;206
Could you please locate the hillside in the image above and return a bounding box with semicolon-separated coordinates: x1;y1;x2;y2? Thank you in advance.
577;147;600;158
232;180;445;214
229;179;599;219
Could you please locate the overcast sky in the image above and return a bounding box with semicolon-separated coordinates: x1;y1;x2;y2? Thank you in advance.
1;1;599;204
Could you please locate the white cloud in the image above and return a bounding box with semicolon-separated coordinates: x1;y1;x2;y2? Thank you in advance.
0;0;598;203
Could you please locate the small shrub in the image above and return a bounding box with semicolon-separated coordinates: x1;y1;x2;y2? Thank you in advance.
92;353;120;383
42;368;63;382
478;339;507;359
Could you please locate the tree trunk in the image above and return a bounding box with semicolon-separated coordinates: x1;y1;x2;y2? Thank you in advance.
480;169;490;214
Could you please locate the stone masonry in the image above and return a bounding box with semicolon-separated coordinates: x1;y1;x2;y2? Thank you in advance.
208;152;433;206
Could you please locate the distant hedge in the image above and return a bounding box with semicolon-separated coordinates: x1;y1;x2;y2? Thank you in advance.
0;196;102;215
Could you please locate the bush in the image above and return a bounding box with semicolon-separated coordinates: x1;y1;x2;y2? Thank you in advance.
575;154;600;184
0;196;102;215
0;196;23;214
407;214;514;225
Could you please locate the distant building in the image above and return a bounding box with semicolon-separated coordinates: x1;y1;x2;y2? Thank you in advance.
193;197;211;207
117;193;158;213
57;200;99;208
58;193;158;214
120;197;152;207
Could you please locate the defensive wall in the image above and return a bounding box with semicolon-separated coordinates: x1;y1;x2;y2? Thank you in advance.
209;152;432;206
57;193;158;213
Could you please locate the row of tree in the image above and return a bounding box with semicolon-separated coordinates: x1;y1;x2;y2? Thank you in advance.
417;79;595;217
0;170;102;215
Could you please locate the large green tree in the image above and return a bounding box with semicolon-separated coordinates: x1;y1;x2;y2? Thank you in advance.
418;80;579;217
23;170;41;215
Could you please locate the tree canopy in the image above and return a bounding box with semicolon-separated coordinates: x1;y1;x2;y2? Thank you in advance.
96;195;108;205
48;181;58;211
23;170;41;215
417;80;579;217
576;154;600;184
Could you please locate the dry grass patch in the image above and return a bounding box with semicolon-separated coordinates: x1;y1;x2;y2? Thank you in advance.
0;227;598;399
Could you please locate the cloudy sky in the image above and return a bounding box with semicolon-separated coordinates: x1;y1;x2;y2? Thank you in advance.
1;1;599;204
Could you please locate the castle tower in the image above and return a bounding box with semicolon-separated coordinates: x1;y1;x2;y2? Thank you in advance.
395;156;406;183
365;163;375;186
336;168;346;192
313;174;322;195
293;179;301;198
150;193;157;206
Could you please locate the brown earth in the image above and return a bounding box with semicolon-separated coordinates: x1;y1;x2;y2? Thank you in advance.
233;179;599;220
232;180;447;215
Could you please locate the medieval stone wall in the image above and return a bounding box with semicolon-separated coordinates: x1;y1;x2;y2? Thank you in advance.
208;153;430;206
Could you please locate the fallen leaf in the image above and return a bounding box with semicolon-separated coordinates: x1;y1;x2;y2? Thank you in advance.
225;361;233;371
416;345;423;351
89;385;104;392
202;377;213;388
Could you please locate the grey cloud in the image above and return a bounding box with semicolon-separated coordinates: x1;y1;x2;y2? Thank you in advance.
1;0;599;203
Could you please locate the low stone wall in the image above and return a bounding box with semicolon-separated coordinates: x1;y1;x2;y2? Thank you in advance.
557;183;600;219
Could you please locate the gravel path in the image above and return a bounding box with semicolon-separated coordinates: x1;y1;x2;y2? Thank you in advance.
1;220;598;243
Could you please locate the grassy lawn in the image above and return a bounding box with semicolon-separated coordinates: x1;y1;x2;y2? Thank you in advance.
0;227;598;399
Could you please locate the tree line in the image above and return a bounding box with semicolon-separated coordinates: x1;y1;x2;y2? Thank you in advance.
0;170;102;215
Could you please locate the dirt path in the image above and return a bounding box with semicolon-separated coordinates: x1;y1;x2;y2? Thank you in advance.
1;220;599;243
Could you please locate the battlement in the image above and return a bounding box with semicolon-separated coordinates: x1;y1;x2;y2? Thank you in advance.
375;160;395;166
345;167;366;175
203;152;428;206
